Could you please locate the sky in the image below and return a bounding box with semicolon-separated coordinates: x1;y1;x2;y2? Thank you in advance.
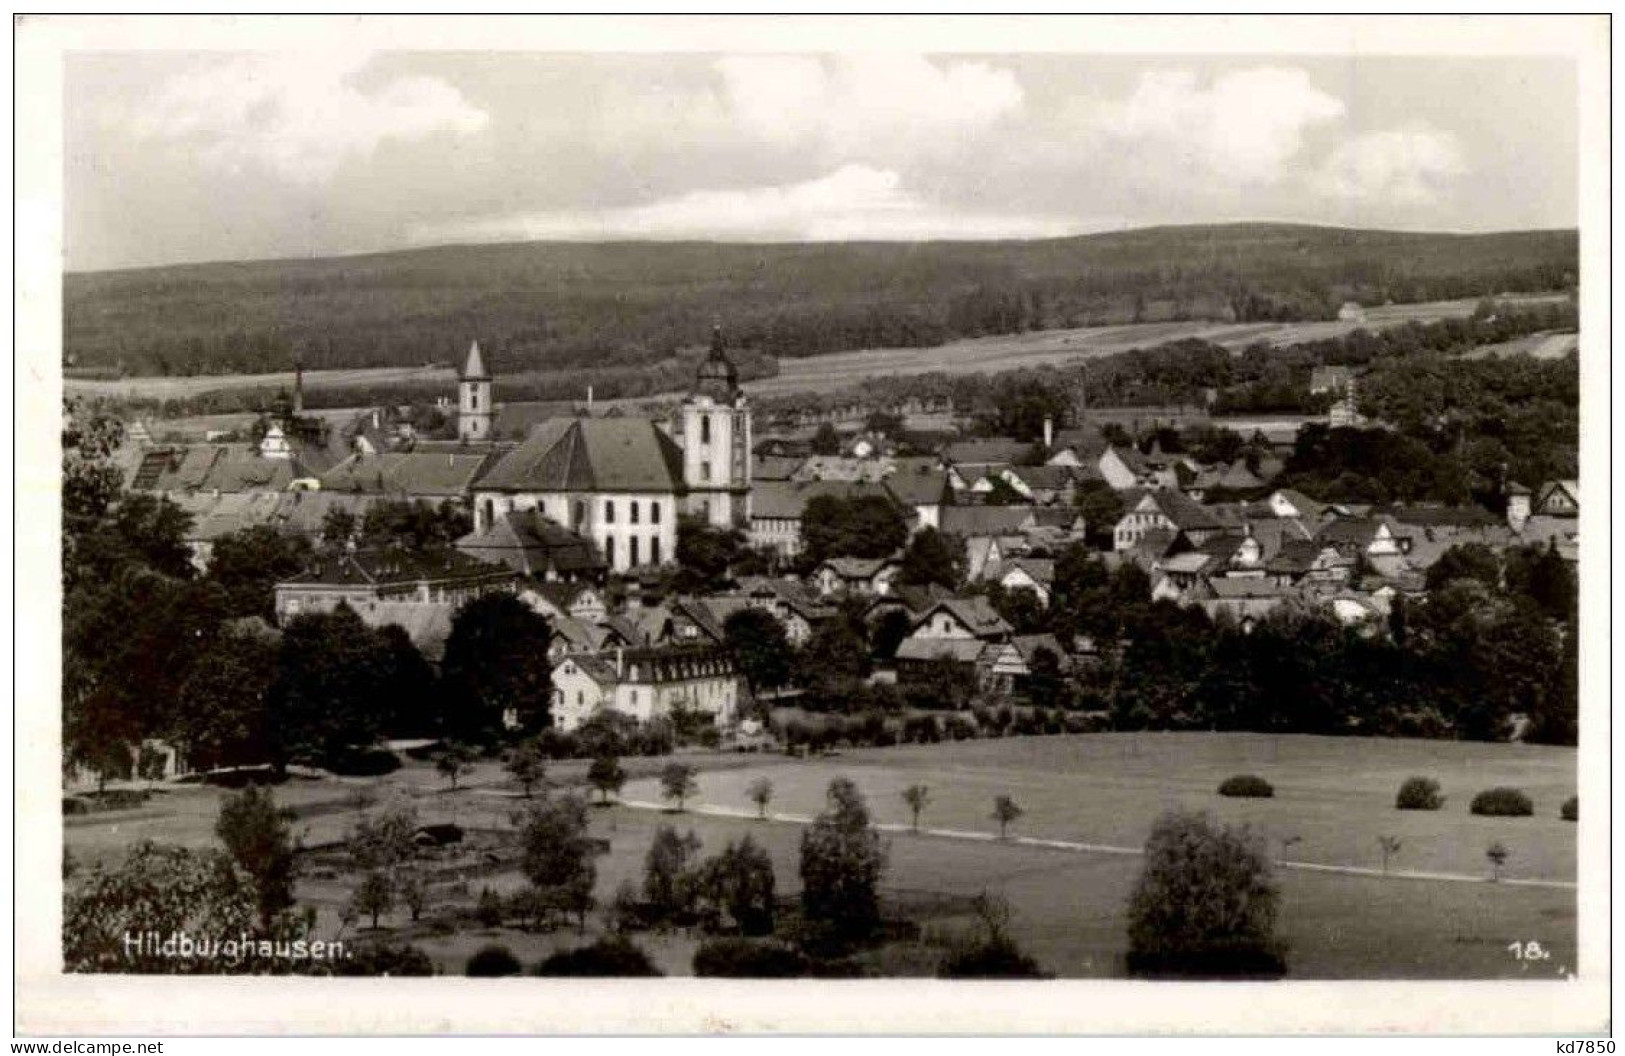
64;51;1578;272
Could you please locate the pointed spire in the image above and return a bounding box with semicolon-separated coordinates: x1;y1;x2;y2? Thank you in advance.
709;320;726;359
462;340;489;381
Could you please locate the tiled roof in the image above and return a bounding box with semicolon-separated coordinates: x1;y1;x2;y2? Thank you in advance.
882;466;952;507
1375;504;1501;528
749;480;893;521
491;402;581;441
1008;464;1077;490
821;556;895;580
941;438;1033;466
895;637;989;663
566;645;738;687
475;417;684;494
455;510;605;577
752;455;807;481
938;504;1034;538
321;449;498;497
279;548;516;590
129;445;304;494
913;596;1013;639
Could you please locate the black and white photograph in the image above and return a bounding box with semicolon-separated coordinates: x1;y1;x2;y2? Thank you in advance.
14;13;1611;1038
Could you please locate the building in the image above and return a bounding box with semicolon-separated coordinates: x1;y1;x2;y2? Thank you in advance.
550;645;743;732
274;549;518;623
812;556;901;597
319;447;499;501
458;341;493;442
456;509;606;581
747;479;896;558
676;326;753;529
1113;488;1224;550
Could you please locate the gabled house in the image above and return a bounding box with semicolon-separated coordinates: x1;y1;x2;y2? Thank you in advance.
456;509;606;582
938;504;1037;579
1264;488;1329;522
907;596;1013;643
988;557;1056;606
883;464;953;532
1189;577;1291;627
999;464;1080;506
521;581;609;625
550;646;742;732
1098;445;1166;490
734;575;833;644
1045;427;1108;470
1266;540;1355;587
1113;488;1224;550
812;556;902;597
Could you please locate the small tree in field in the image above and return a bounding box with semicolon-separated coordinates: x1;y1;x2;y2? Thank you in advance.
506;739;546;798
799;778;888;948
1125;810;1285;978
1377;836;1402;875
351;870;395;930
747;777;774;819
1486;841;1510;881
992;795;1024;839
215;786;300;930
902;784;931;833
661;762;699;812
398;869;429;922
436;742;475;791
588;754;626;805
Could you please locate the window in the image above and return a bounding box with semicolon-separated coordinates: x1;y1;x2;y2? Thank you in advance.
650;502;660;524
605;537;615;566
630;537;640;566
605;501;616;523
573;500;585;527
701;416;711;444
631;501;640;525
651;538;661;565
470;389;478;411
700;463;711;483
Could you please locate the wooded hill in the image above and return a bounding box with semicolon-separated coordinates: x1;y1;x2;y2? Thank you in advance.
65;224;1577;379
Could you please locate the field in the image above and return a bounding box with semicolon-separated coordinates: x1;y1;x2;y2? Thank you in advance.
65;733;1577;979
64;364;456;402
1457;330;1579;361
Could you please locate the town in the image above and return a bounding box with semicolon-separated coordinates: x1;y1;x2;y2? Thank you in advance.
63;297;1580;980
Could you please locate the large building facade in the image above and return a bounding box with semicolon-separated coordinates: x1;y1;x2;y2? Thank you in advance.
463;327;753;572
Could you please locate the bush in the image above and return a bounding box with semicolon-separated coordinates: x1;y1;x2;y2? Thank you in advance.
1470;787;1534;817
944;714;977;741
1561;796;1578;822
1216;775;1274;799
533;936;662;977
1395;777;1444;811
334;940;435;976
1125;810;1286;979
475;886;504;927
938;936;1050;979
693;938;809;978
465;944;523;977
325;745;402;777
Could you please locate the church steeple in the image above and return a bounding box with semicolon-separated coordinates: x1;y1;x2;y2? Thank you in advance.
693;322;739;403
458;340;493;442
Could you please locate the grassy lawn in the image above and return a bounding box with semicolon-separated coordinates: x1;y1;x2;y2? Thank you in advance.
64;732;1577;979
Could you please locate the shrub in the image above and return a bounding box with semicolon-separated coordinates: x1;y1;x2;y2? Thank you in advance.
693;938;809;978
334;940;435;976
475;886;504;927
1217;775;1274;799
944;715;977;741
533;936;662;977
1561;796;1578;822
1125;810;1286;979
1395;777;1444;811
325;745;402;777
1470;788;1534;817
938;937;1049;979
465;944;523;977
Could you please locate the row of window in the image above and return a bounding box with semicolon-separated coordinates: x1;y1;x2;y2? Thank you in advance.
603;499;660;525
604;536;661;567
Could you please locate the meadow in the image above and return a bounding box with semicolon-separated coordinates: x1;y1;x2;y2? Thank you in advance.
65;733;1577;978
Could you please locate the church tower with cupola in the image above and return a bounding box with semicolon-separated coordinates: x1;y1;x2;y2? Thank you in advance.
458;340;493;442
680;324;752;528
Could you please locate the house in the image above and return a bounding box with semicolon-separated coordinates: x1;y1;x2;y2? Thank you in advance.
988;557;1056;606
549;646;743;733
1310;365;1355;394
791;455;894;483
1264;488;1329;522
1113;488;1224;550
125;435;313;496
751;455;807;482
733;576;833;644
981;634;1070;698
883;465;953;532
1190;577;1291;626
273;549;518;625
907;596;1013;643
1266;540;1355;587
1045;427;1109;470
1518;479;1578;557
1098;445;1163;490
1000;464;1080;506
941;438;1034;474
1377;505;1515;568
938;504;1036;578
319;448;499;502
456;509;606;582
1315;517;1406;571
521;581;609;625
812;556;901;597
747;479;896;558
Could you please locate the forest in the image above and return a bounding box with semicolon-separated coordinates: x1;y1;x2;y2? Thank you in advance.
65;224;1576;379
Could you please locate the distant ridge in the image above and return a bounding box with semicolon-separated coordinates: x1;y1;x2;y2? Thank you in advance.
65;222;1577;384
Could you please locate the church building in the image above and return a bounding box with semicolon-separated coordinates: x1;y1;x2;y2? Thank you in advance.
464;326;753;573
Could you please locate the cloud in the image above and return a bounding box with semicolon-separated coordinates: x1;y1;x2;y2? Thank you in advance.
1086;66;1346;185
1318;127;1467;205
132;52;488;183
410;164;1088;244
712;54;1024;160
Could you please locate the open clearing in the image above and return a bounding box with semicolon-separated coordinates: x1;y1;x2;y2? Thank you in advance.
66;733;1576;978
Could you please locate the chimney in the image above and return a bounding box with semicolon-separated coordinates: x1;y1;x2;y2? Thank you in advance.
1043;415;1054;450
614;647;624;679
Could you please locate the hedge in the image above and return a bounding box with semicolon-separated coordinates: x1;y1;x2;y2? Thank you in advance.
1217;775;1274;799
